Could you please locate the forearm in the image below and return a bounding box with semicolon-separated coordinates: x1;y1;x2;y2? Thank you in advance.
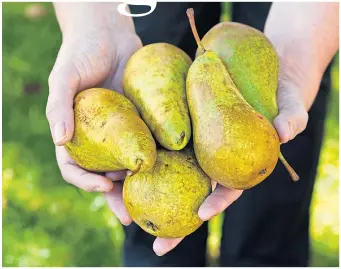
264;2;339;110
53;3;136;38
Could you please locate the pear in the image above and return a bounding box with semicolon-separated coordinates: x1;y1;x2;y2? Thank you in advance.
185;9;284;190
123;149;212;238
198;22;279;123
65;88;157;174
123;43;192;151
187;8;299;183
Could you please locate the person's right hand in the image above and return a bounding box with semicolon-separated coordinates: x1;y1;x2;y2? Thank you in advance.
46;8;142;225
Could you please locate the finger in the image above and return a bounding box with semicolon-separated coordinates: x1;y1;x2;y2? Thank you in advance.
274;84;309;143
106;170;128;182
46;88;76;146
274;110;308;144
153;237;184;256
46;41;85;146
198;185;243;221
56;146;113;192
103;183;132;226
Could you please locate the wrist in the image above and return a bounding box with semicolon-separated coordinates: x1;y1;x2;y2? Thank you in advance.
54;3;136;42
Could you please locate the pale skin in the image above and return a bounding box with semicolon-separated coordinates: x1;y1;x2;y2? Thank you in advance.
47;2;339;256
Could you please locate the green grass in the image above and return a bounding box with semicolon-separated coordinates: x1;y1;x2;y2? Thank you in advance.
2;2;339;267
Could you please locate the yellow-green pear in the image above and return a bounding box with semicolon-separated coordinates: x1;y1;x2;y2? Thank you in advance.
198;21;279;123
185;9;284;190
65;88;157;175
188;8;299;183
123;43;192;151
123;149;211;238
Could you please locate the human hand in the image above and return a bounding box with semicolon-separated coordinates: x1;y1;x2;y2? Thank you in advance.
152;51;310;257
46;4;142;226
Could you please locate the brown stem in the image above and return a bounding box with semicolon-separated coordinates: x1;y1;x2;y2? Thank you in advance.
186;8;205;51
279;152;299;182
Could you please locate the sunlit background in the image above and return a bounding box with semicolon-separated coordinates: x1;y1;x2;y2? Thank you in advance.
2;2;339;267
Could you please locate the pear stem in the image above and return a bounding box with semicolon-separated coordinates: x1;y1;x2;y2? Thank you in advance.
279;152;299;182
186;8;205;51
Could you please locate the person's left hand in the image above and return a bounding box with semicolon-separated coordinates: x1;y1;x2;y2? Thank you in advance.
152;55;309;256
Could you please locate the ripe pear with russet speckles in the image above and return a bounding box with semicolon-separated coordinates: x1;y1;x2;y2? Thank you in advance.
198;21;279;123
187;50;281;189
64;88;157;175
186;9;282;190
123;149;211;238
195;17;299;181
187;8;299;184
123;43;192;151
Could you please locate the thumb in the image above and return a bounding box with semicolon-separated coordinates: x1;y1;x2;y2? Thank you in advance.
273;84;309;144
46;59;80;146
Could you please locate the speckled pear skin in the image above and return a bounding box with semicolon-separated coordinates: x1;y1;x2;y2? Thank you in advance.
123;43;192;151
186;51;280;190
198;22;279;123
64;88;157;174
123;149;212;238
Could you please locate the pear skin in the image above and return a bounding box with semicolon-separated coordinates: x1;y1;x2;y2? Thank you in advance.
186;51;280;190
198;22;279;123
123;43;192;151
123;149;212;238
65;88;157;174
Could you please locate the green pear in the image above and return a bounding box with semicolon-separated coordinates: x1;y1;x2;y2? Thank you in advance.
65;88;157;174
123;149;211;238
198;21;279;123
123;43;192;151
185;9;292;189
188;8;299;183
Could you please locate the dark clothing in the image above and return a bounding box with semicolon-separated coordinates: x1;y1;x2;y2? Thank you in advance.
124;2;331;267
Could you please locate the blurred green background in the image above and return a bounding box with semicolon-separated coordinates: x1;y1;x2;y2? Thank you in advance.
2;2;339;267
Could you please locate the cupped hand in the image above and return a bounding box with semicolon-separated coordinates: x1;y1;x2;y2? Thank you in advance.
153;58;309;256
46;26;142;226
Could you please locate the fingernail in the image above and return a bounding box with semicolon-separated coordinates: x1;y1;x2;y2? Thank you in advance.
153;242;165;256
54;122;66;145
118;206;132;226
120;216;132;226
198;206;211;221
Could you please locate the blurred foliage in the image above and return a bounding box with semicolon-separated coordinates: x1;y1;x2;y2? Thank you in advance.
2;2;339;267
